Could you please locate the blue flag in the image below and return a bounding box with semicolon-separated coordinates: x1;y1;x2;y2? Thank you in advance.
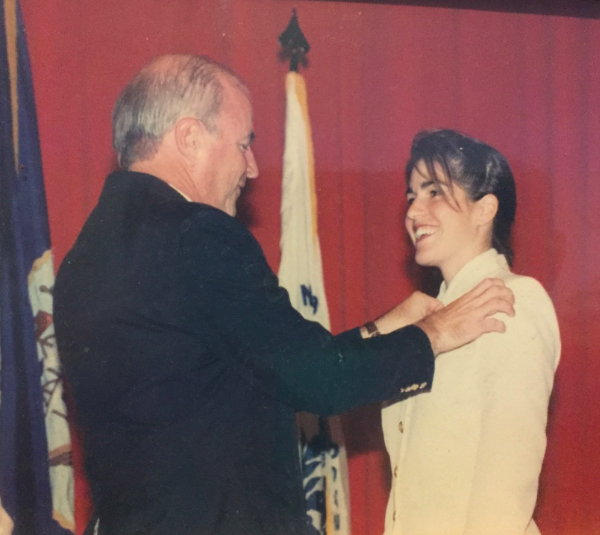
0;1;74;532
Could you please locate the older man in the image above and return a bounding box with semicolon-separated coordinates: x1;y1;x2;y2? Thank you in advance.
54;55;513;535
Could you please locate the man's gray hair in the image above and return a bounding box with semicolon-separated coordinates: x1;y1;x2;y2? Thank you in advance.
112;54;246;169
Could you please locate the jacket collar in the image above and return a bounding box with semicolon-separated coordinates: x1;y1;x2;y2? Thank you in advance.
438;248;509;304
102;170;190;204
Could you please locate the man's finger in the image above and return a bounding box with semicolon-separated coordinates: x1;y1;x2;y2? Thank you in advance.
450;279;512;306
467;278;506;297
480;296;515;318
482;317;507;335
462;285;515;315
477;283;514;302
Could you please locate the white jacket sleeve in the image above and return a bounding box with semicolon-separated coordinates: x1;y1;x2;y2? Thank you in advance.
464;276;560;534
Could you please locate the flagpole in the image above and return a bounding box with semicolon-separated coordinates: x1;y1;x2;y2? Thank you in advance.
278;12;351;535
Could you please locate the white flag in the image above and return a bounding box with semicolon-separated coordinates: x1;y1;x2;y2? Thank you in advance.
279;71;351;535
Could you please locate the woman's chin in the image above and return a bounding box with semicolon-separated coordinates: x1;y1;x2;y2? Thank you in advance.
414;252;437;269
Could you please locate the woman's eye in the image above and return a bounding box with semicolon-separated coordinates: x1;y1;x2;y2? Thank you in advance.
430;189;439;197
406;197;415;206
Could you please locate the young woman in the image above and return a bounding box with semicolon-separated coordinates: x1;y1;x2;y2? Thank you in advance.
382;130;560;535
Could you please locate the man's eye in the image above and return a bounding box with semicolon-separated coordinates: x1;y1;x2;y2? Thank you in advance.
430;189;439;197
239;143;249;151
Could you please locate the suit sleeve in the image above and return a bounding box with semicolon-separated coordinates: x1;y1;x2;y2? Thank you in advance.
463;277;560;534
177;210;434;415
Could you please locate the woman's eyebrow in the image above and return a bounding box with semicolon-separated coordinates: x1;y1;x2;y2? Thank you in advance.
406;180;435;195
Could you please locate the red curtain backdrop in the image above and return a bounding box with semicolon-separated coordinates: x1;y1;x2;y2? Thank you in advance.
19;1;600;534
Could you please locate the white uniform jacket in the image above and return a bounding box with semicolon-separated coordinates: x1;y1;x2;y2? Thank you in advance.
382;249;560;535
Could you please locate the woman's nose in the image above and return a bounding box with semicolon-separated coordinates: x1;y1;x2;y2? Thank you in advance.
406;197;423;220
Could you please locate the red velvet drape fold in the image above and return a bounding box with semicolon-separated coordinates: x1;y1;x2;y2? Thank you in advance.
20;1;600;533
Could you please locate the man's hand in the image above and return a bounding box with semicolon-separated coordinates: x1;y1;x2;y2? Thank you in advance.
361;291;443;337
416;278;515;356
0;497;13;535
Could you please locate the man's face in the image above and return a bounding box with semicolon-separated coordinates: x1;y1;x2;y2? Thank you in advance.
199;81;258;216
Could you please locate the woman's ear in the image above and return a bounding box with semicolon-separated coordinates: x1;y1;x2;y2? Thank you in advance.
476;194;499;226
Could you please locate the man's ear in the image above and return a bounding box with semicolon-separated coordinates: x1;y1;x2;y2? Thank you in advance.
475;194;499;226
173;117;205;162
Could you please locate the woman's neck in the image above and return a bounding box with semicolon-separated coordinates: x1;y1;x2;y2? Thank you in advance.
441;245;493;285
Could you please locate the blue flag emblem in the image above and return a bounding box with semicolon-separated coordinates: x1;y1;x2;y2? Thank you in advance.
301;284;319;314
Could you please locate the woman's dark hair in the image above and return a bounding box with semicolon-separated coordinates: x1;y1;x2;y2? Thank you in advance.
406;129;517;265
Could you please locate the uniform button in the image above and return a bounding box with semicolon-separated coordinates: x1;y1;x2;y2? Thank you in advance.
398;421;404;433
394;466;398;478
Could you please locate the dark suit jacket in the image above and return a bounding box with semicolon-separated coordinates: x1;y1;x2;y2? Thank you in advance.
54;171;434;535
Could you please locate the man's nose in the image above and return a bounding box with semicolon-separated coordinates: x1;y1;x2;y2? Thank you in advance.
246;148;259;179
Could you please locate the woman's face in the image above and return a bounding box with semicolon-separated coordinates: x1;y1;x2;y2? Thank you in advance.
405;161;485;283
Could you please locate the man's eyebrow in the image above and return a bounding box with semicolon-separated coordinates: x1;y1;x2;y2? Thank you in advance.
405;180;435;195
